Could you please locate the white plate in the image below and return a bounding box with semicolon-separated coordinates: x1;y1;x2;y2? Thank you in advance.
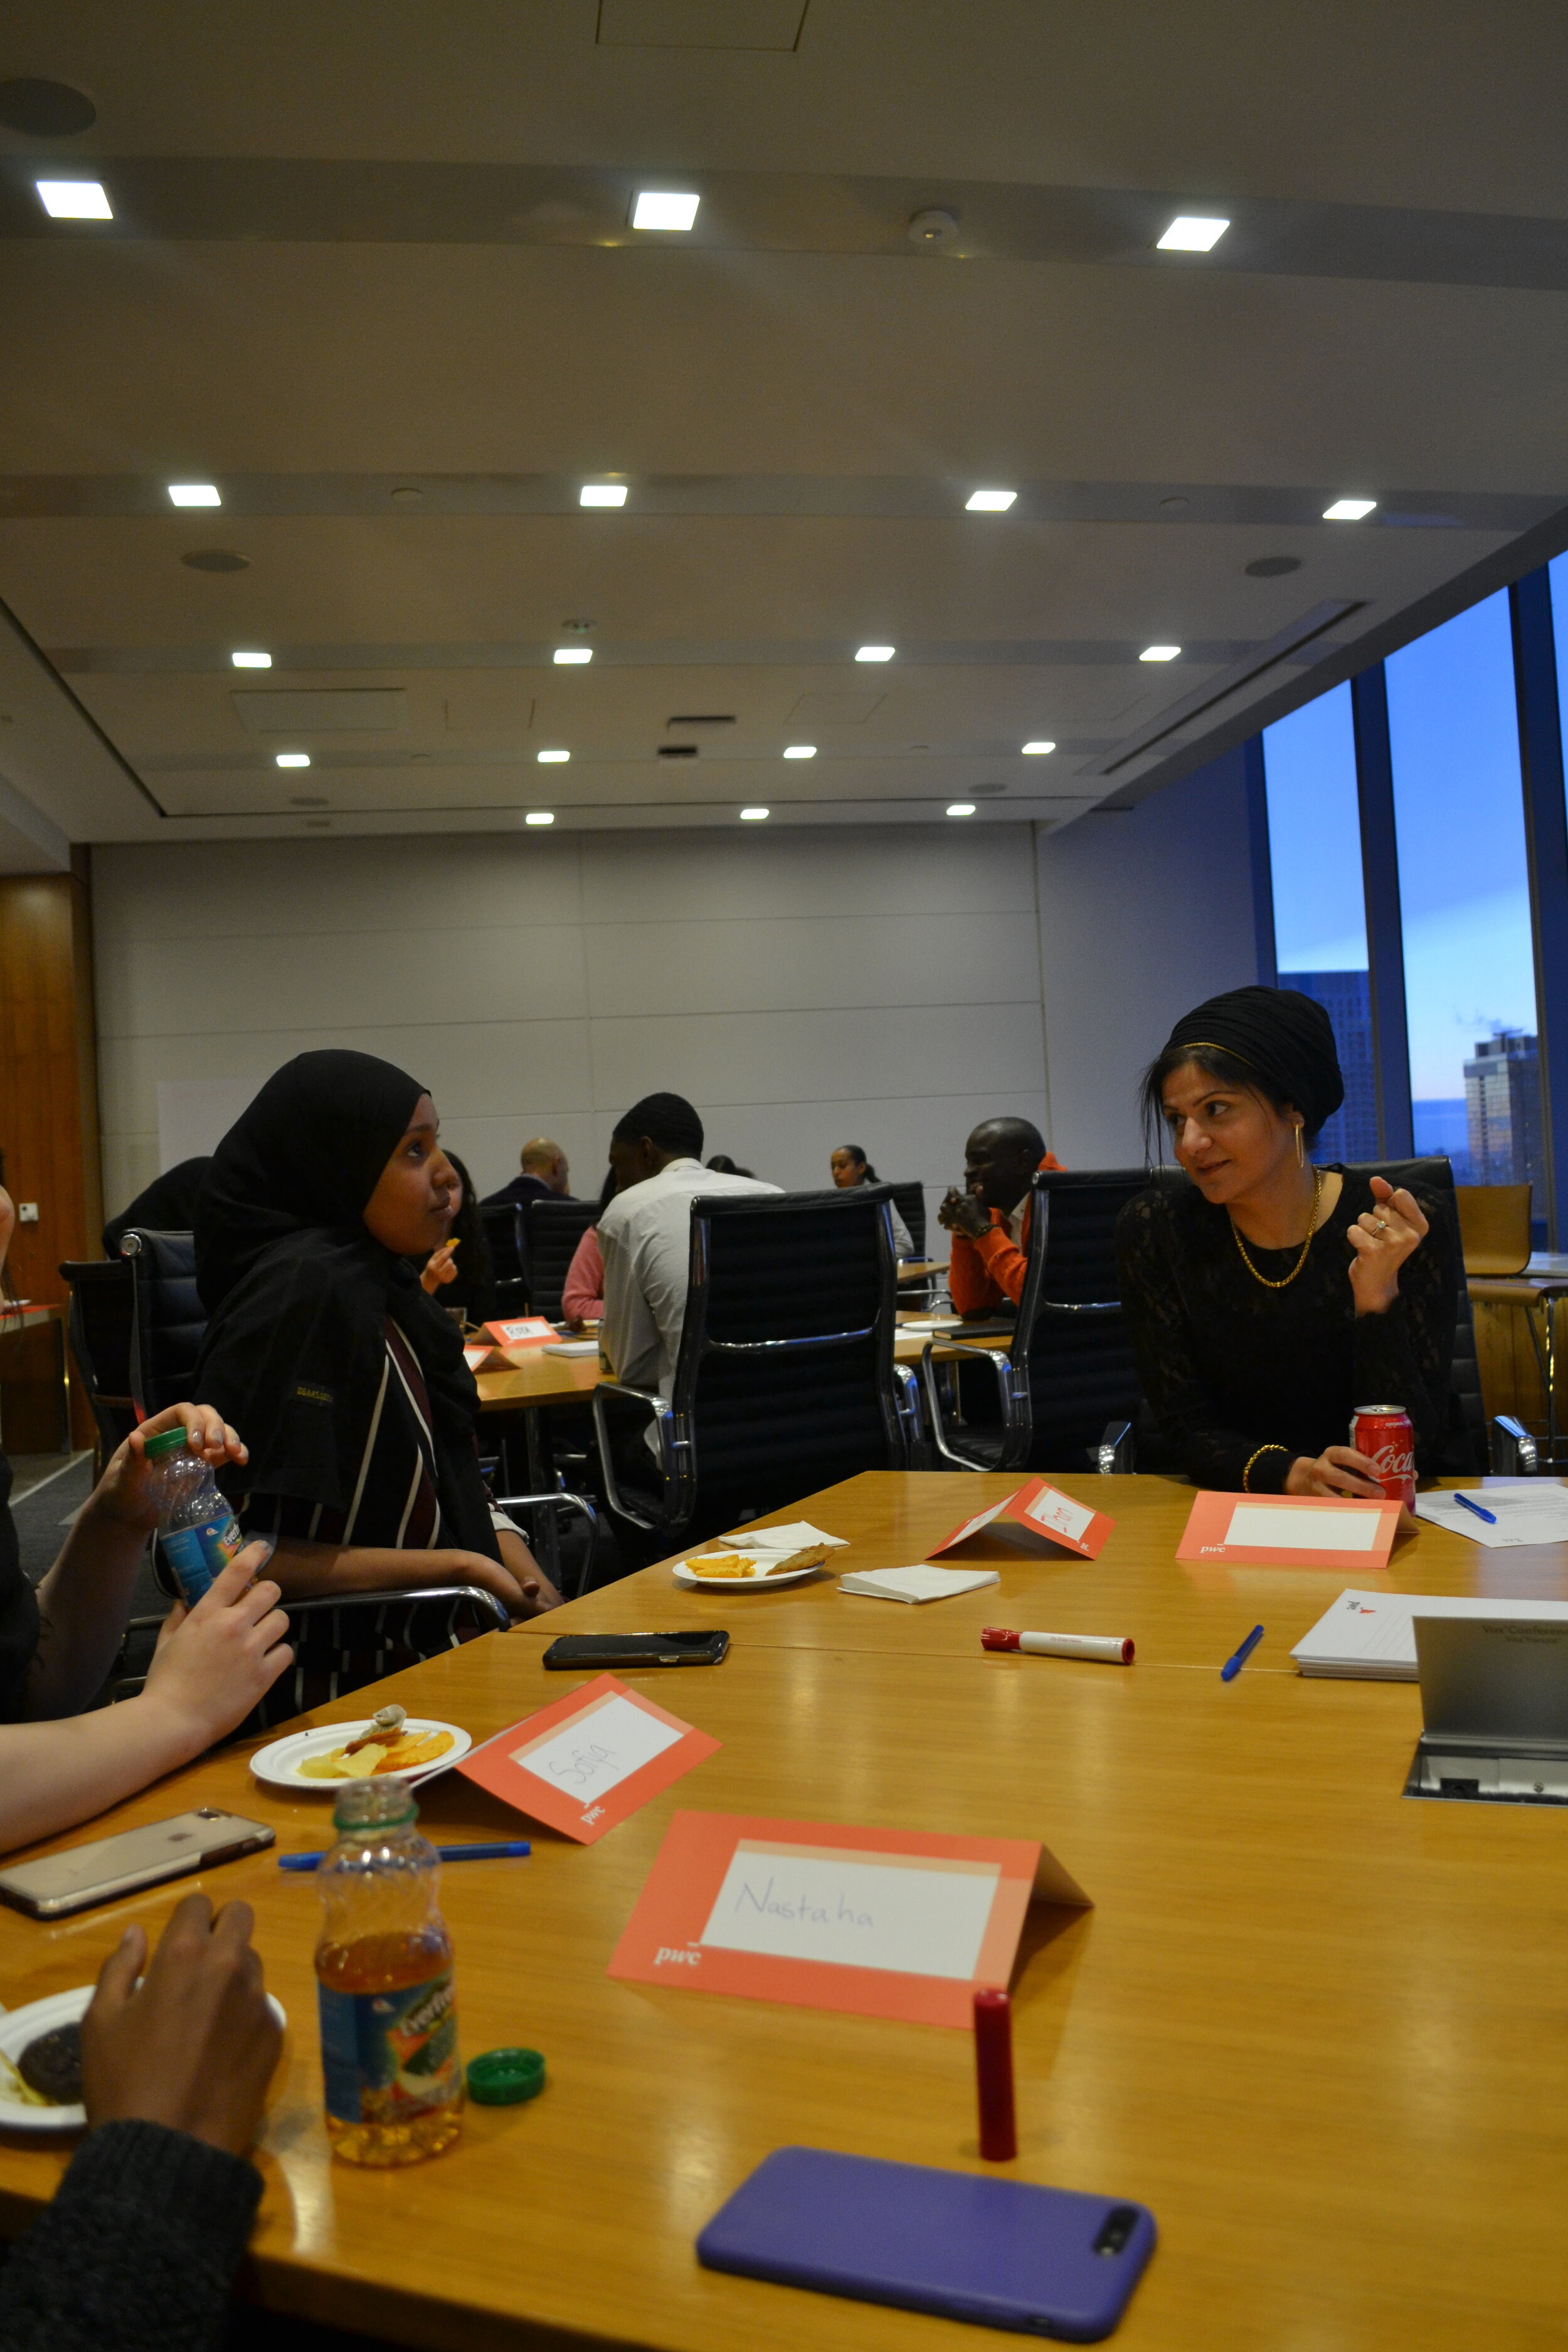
0;1986;287;2132
672;1557;825;1592
248;1717;471;1793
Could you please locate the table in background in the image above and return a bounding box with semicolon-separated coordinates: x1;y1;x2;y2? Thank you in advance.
0;1473;1564;2351
0;1302;70;1454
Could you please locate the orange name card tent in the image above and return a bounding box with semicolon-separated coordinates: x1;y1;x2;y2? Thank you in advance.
1177;1489;1400;1571
928;1477;1114;1564
481;1317;557;1350
608;1811;1090;2028
457;1674;719;1844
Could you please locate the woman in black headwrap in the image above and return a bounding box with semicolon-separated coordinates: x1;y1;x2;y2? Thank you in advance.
1115;985;1459;1495
193;1051;557;1616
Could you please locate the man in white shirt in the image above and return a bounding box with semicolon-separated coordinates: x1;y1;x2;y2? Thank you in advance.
598;1093;781;1397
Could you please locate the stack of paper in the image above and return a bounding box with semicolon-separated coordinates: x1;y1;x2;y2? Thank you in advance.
1413;1483;1568;1547
839;1565;1000;1605
1291;1587;1568;1680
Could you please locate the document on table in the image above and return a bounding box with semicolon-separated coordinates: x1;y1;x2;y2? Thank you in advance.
1291;1587;1568;1679
1414;1483;1568;1548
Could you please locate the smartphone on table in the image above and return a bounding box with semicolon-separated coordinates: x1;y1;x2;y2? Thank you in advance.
0;1810;275;1919
542;1631;729;1670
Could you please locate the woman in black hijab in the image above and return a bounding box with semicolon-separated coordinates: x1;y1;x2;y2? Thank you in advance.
193;1051;556;1616
1115;986;1461;1494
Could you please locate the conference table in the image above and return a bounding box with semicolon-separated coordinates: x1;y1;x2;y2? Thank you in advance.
0;1471;1564;2351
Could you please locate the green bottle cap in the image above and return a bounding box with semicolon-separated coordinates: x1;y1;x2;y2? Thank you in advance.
466;2047;545;2106
142;1426;191;1460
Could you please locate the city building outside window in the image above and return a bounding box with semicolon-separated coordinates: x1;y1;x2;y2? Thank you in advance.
1385;591;1540;1201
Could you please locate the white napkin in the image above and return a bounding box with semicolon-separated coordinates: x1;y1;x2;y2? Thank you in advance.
839;1565;1000;1605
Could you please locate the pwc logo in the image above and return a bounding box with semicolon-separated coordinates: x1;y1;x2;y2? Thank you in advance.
654;1945;702;1968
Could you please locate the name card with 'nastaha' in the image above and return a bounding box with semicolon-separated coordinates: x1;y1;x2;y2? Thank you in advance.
608;1811;1091;2026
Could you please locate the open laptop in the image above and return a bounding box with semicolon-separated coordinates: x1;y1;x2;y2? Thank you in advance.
1404;1615;1568;1804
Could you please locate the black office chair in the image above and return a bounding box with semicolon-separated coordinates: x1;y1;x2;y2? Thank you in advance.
593;1187;921;1550
887;1181;927;1259
1343;1155;1518;1473
923;1168;1149;1474
480;1200;529;1320
119;1229;204;1419
525;1197;599;1322
59;1256;138;1464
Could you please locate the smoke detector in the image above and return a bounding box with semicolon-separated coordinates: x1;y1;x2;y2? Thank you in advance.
908;208;959;248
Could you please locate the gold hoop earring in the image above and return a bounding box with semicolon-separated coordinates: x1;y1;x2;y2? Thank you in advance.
1295;1125;1304;1167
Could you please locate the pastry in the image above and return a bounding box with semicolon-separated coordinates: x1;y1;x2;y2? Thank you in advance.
17;2023;82;2106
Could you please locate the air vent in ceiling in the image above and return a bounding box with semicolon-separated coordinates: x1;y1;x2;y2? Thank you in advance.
666;714;735;727
658;743;699;759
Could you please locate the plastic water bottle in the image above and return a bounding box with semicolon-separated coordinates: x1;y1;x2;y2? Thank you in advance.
315;1779;463;2166
141;1424;246;1604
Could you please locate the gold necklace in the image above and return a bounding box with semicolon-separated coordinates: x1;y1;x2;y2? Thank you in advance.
1229;1167;1324;1290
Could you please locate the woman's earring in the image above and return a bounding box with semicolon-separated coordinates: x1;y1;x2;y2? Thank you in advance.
1295;1124;1304;1167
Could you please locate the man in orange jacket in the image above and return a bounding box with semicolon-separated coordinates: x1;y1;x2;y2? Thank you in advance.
937;1118;1063;1315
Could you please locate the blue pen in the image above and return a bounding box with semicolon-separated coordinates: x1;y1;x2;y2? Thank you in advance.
1220;1624;1265;1682
279;1840;531;1872
1453;1491;1498;1526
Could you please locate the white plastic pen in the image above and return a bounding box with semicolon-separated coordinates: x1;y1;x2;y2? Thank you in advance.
981;1627;1134;1665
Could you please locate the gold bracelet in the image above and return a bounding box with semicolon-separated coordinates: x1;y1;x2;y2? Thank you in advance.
1241;1444;1290;1492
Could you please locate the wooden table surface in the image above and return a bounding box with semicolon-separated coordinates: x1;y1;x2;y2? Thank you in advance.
475;1319;973;1412
1;1472;1565;2352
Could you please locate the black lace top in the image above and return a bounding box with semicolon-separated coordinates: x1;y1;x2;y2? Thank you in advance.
1114;1169;1457;1491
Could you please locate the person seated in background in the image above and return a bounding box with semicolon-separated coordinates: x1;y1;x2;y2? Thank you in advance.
102;1155;211;1257
1116;985;1458;1495
0;1894;281;2352
829;1142;913;1259
598;1092;780;1397
418;1149;497;1328
482;1136;573;1209
0;1402;291;1856
562;1165;618;1326
937;1118;1064;1315
193;1051;559;1618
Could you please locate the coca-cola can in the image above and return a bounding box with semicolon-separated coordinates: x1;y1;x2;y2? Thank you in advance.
1350;1404;1415;1508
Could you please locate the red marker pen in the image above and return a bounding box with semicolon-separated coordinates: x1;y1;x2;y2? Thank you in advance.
973;1986;1017;2161
982;1627;1134;1664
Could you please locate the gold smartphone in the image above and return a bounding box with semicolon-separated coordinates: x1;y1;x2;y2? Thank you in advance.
0;1809;275;1919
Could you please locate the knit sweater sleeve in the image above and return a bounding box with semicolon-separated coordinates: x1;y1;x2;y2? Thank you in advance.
1115;1192;1291;1492
0;2122;262;2352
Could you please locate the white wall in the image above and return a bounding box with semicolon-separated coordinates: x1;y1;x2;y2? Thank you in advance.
93;825;1052;1228
1035;746;1264;1167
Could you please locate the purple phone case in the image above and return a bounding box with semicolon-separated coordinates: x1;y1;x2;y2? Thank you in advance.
696;2146;1155;2341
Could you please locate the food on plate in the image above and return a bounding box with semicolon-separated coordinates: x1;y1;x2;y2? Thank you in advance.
9;2023;83;2106
686;1544;829;1581
295;1727;454;1781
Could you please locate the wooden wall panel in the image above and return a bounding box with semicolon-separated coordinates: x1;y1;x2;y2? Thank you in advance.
0;859;102;1449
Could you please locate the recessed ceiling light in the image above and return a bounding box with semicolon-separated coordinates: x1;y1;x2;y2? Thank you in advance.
525;810;555;826
1323;497;1377;522
537;748;570;763
631;190;700;232
1021;739;1056;755
553;647;593;664
783;744;816;760
231;650;271;669
855;645;896;662
739;806;770;821
579;484;627;508
946;803;977;817
275;752;310;768
965;489;1017;512
168;483;221;507
35;179;112;220
1140;644;1182;662
1157;215;1229;252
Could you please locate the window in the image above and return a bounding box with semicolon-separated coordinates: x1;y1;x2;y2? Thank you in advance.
1385;591;1538;1191
1261;683;1378;1159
